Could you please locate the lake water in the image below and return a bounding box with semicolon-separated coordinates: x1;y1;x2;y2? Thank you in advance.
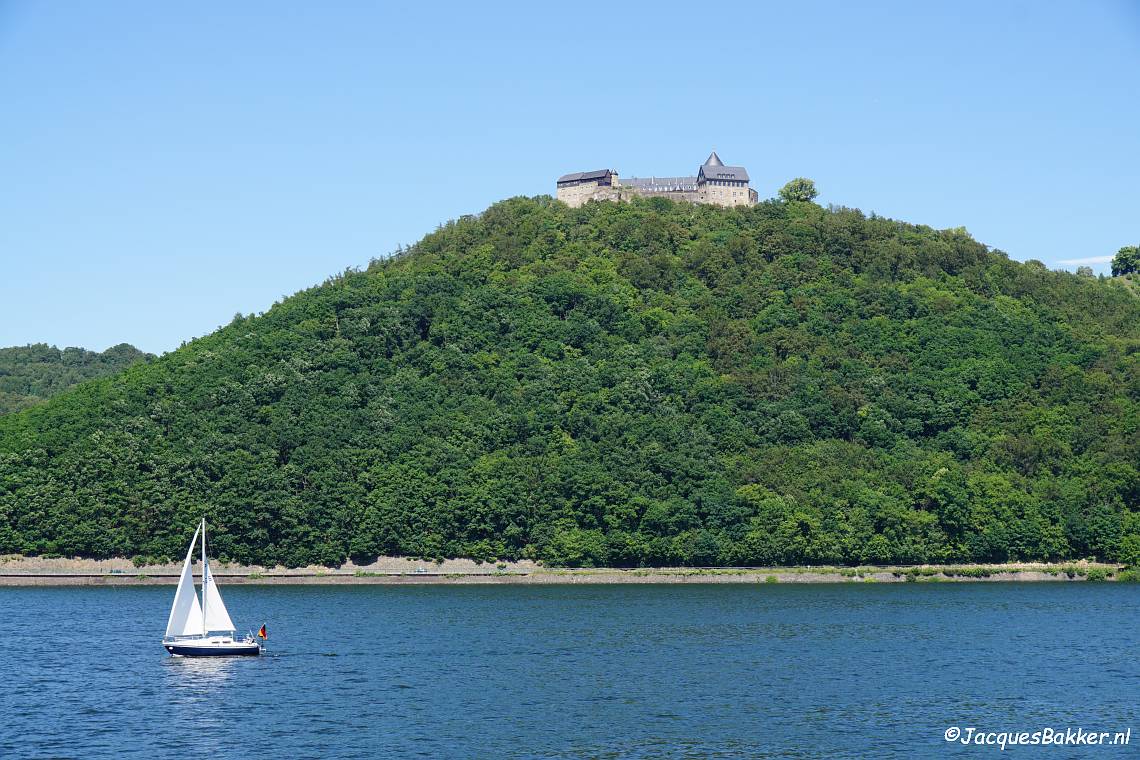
1;583;1136;758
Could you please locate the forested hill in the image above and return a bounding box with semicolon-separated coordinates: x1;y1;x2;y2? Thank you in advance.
0;343;152;415
1;196;1137;568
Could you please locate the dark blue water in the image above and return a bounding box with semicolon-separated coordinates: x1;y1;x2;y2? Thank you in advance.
1;584;1136;758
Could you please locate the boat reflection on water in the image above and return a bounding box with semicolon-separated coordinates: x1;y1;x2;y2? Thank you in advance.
159;649;269;706
161;652;238;685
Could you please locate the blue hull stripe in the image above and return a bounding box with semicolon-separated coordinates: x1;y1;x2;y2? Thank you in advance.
165;644;261;657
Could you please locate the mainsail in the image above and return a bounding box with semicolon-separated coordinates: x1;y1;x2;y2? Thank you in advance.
201;521;236;633
165;523;205;638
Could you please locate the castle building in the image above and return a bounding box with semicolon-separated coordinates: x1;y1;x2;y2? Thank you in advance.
553;169;620;207
556;152;758;208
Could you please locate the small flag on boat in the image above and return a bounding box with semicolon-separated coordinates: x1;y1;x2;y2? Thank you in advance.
258;624;267;640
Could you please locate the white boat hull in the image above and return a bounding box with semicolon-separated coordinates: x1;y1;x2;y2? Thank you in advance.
164;637;261;657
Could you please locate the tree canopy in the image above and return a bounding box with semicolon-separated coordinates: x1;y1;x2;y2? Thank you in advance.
0;196;1137;568
0;343;152;415
778;178;819;203
1111;245;1139;277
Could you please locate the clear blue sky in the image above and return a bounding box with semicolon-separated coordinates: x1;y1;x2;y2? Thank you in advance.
2;1;1138;354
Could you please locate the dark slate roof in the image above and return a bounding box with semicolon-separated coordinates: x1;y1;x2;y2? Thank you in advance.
698;164;749;182
557;169;615;184
704;151;724;167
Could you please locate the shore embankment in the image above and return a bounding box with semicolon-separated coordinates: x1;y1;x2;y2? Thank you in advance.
0;555;1128;586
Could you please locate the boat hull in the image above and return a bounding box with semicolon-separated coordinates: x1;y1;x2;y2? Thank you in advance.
165;641;261;657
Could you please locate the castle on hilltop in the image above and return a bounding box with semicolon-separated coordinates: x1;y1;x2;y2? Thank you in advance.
556;151;758;208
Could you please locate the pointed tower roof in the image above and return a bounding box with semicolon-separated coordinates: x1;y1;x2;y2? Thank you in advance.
698;149;750;183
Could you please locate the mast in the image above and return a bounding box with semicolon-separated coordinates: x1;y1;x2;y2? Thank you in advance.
199;518;237;634
200;517;208;635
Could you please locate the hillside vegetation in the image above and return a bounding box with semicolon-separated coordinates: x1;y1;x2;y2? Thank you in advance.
0;343;152;415
0;197;1137;567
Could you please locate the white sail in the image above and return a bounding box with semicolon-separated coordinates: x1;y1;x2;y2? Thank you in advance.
200;520;236;633
164;523;205;638
201;558;236;632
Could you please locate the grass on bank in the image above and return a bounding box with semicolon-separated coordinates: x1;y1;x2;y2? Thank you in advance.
581;562;1127;581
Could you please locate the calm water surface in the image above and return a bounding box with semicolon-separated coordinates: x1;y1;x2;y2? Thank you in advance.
1;583;1136;758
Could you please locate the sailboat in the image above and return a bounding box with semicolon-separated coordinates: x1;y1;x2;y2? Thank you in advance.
162;518;261;657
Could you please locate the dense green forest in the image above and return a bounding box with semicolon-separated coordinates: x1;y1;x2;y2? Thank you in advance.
0;343;152;415
1;196;1137;568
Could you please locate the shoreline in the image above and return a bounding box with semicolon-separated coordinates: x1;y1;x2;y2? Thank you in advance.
0;555;1127;586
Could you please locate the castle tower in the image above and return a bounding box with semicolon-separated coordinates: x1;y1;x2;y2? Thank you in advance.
696;151;753;207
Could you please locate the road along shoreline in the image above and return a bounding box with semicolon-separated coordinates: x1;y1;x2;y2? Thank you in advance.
0;556;1127;585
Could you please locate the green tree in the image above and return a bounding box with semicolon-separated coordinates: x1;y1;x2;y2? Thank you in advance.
1111;245;1139;276
1117;534;1140;568
778;178;818;203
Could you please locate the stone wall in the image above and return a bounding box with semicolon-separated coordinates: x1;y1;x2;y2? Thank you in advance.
697;182;752;207
556;181;623;208
624;187;700;204
558;176;755;208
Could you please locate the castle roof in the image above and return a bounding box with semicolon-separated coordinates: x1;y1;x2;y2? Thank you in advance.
698;164;749;183
557;168;615;185
704;151;724;167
